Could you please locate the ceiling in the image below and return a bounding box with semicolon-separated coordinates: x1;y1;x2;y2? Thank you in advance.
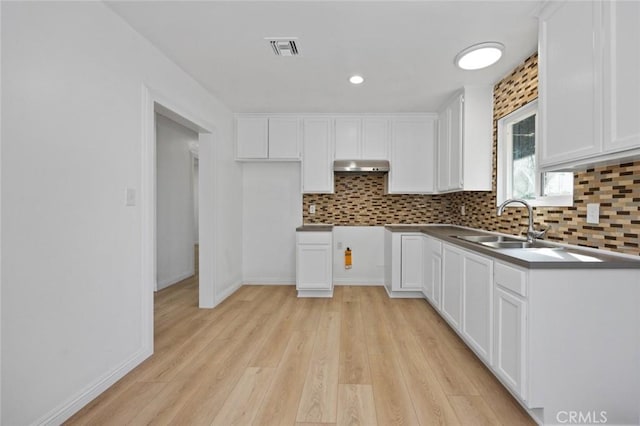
107;1;541;113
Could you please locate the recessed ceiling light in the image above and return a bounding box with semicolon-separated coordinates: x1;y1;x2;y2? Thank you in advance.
455;42;504;70
349;75;364;85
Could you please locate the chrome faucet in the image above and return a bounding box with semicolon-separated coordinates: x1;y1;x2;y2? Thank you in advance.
497;199;548;243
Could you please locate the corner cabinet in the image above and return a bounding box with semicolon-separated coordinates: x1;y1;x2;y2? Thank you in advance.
383;230;427;298
302;118;334;193
296;231;333;297
538;0;640;170
437;86;493;192
387;117;436;194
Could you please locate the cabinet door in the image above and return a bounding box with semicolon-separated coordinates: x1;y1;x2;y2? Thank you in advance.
603;0;640;153
423;237;442;308
362;118;389;159
296;244;332;290
302;118;333;193
462;251;493;362
389;118;435;193
539;1;602;166
441;245;463;329
494;286;527;400
401;235;424;290
448;95;463;190
334;118;361;159
268;117;299;159
236;117;268;159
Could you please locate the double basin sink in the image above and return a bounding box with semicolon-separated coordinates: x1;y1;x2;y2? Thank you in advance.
455;234;560;250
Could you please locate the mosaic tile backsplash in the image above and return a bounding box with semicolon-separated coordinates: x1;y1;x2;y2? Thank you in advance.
303;53;640;256
303;173;450;226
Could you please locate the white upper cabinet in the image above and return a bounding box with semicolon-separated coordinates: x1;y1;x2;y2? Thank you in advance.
362;118;389;159
236;115;300;160
334;118;361;159
236;116;268;159
268;117;300;159
437;86;493;192
539;0;640;169
538;1;602;167
388;116;436;194
603;0;640;153
302;118;334;193
334;117;389;160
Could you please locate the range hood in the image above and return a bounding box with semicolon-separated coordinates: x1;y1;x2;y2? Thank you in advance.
333;159;389;173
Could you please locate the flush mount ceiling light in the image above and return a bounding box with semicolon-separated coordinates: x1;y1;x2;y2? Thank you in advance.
349;75;364;85
455;42;504;70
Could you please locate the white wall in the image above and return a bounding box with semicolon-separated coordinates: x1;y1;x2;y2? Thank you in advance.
156;114;197;289
242;163;302;284
332;226;385;285
1;2;242;425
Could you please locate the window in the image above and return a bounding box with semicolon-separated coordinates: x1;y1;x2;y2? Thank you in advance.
497;100;573;207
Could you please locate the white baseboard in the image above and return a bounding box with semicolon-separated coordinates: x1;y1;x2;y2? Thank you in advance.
333;280;383;286
241;278;295;285
34;346;152;426
157;269;195;290
215;279;242;305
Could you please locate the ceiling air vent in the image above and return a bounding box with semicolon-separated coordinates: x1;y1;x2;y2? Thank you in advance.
267;38;299;56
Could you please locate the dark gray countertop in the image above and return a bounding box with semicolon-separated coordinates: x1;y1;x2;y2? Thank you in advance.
296;224;334;232
385;224;640;269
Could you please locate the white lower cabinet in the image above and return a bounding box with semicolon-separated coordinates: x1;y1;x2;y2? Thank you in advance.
441;244;493;362
400;235;424;290
384;230;427;298
494;285;527;400
296;231;333;297
432;239;639;425
423;236;442;308
461;251;493;363
441;244;463;329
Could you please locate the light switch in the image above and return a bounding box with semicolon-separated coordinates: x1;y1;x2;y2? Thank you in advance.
125;187;136;206
309;204;316;214
586;203;599;224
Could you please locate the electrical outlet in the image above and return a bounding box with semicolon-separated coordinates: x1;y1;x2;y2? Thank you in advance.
460;204;466;216
586;203;600;224
309;204;316;214
337;241;343;249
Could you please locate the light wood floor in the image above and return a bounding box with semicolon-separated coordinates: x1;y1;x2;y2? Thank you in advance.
67;279;535;425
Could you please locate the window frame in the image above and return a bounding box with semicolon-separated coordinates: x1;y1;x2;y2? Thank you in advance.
497;100;573;207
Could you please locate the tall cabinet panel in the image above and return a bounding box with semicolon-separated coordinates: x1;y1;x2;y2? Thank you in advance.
302;118;333;193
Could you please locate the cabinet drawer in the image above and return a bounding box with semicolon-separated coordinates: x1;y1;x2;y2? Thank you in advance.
494;262;527;297
297;232;332;245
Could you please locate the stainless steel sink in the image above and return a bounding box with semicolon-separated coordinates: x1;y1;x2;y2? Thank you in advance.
455;235;523;244
455;234;560;250
481;240;559;249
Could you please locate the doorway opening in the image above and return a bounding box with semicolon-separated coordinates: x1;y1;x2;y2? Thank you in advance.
141;87;218;355
155;112;200;294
